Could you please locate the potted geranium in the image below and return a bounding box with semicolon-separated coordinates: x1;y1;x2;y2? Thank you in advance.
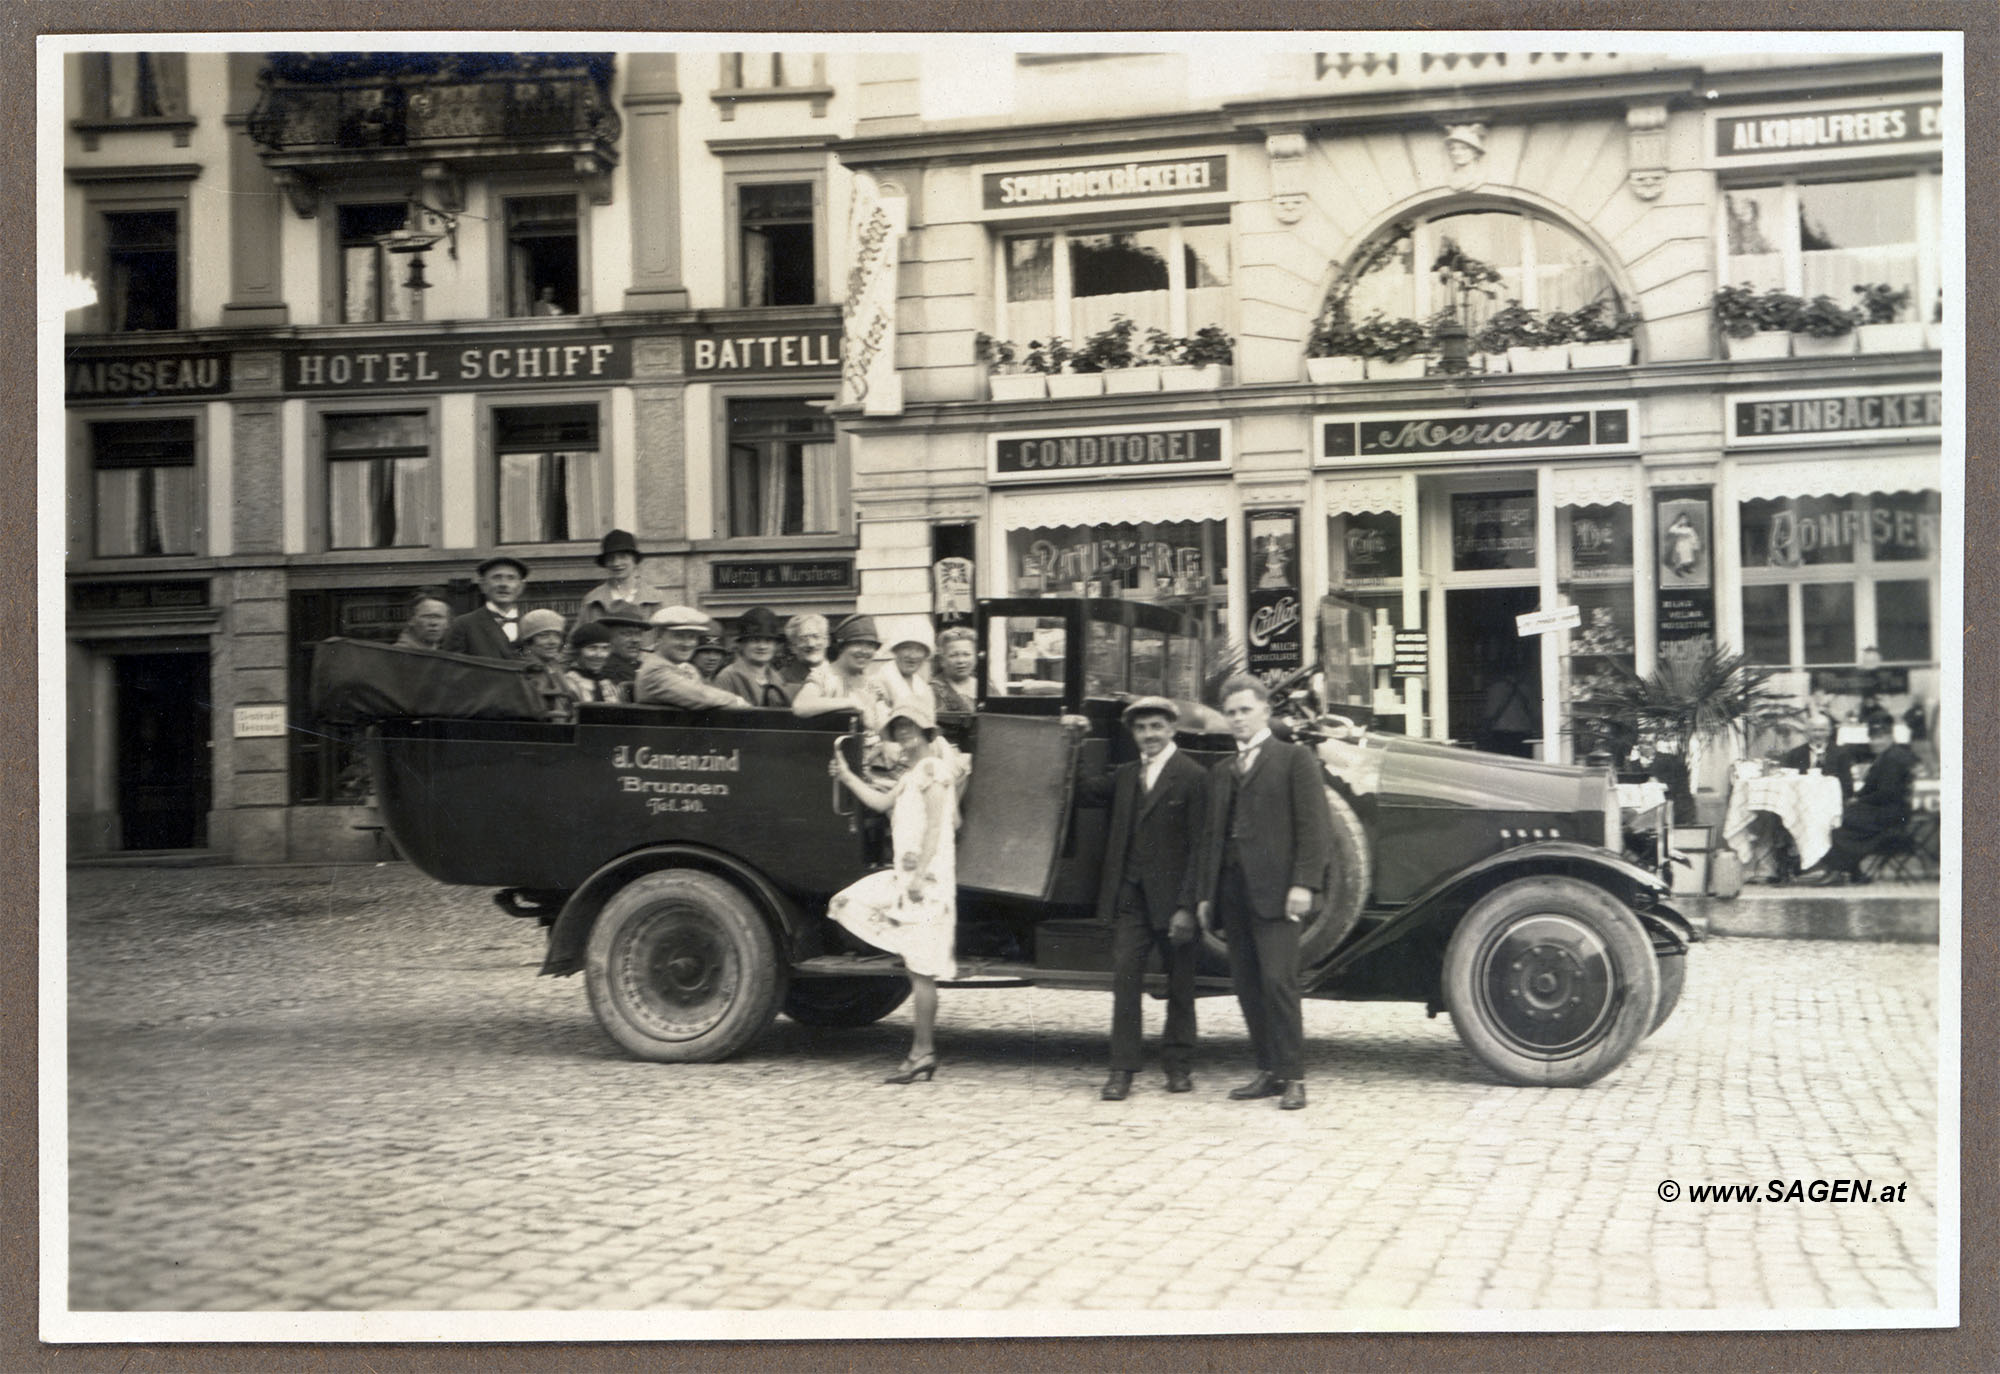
1304;298;1367;384
1712;283;1797;360
976;332;1046;401
1078;315;1166;394
1565;295;1643;369
1353;311;1430;380
1852;283;1923;354
1031;337;1104;398
1791;292;1860;358
1476;300;1567;374
1160;325;1234;390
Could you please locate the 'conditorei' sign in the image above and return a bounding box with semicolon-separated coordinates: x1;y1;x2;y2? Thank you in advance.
1319;404;1635;465
991;422;1229;482
285;333;632;393
983;155;1228;210
1727;386;1942;447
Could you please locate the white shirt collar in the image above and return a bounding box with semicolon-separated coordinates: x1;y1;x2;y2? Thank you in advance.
1142;742;1178;778
485;602;519;619
1237;728;1272;753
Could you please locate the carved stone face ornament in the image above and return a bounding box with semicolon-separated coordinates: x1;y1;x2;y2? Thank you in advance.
1442;121;1488;190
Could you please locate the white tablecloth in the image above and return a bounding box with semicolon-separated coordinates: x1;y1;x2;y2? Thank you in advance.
1723;772;1845;870
1616;780;1669;815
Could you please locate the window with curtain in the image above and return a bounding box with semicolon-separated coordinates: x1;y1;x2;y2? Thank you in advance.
337;202;417;324
1738;490;1939;666
104;209;178;332
88;53;188;119
504;195;581;316
1001;220;1231;342
738;182;817;306
1723;174;1936;319
495;403;605;544
93;417;195;556
325;412;432;550
726;399;838;537
1340;208;1618;333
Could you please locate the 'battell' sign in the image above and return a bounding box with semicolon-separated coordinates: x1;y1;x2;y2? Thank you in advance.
285;334;631;393
1728;387;1942;447
1714;100;1943;159
992;424;1227;481
689;329;842;375
1320;405;1634;464
983;155;1228;210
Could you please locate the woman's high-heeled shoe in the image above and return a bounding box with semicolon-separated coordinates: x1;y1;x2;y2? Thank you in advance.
883;1054;938;1084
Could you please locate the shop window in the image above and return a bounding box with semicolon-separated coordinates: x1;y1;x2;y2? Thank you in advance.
92;417;195;556
1341;209;1618;336
324;412;433;550
1557;504;1637;757
1722;173;1938;319
1001;220;1230;342
1738;491;1938;666
337;202;418;324
83;52;188;119
1005;518;1230;679
495;403;606;544
726;399;838;537
504;195;581;316
737;182;817;307
1326;509;1408;643
103;209;179;332
1449;491;1537;573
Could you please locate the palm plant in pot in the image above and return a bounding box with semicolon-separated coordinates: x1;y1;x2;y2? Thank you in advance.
1712;283;1799;360
1851;283;1922;354
976;332;1046;401
1564;295;1644;369
1790;292;1860;358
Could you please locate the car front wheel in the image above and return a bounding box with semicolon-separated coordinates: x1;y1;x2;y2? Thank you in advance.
584;870;782;1062
1442;878;1659;1087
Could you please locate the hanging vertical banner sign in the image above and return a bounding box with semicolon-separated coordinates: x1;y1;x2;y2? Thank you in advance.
1653;488;1716;659
932;557;974;618
1246;508;1304;676
839;172;907;416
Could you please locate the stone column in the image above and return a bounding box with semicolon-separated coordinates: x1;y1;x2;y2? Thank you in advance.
621;53;689;311
220;53;289;327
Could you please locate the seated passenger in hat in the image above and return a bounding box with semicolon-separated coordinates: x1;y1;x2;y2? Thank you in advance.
793;614;894;729
874;615;937;708
594;601;655;691
564;621;628;705
712;606;793;708
635;606;752;710
692;632;730;682
778;613;831;690
516;608;577;721
394;586;454;652
932;627;979;716
578;529;668;626
443;556;531;660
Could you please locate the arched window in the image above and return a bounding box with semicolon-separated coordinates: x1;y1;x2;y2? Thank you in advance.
1341;207;1620;331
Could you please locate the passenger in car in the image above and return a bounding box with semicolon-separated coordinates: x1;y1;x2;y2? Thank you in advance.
875;616;936;707
594;602;654;695
516;609;577;722
712;606;792;708
393;587;453;651
792;615;891;731
778;613;831;694
442;555;531;660
577;529;668;627
564;621;627;705
931;627;979;716
634;606;752;710
692;632;731;683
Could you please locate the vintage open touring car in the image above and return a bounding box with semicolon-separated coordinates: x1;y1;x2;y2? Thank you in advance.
316;595;1696;1087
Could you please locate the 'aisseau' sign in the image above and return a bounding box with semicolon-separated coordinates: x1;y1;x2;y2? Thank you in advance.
1321;404;1634;463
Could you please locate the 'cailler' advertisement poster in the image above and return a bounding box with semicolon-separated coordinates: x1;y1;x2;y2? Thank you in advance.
1246;508;1304;678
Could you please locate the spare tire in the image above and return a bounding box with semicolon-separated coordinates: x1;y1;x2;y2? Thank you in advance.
1201;781;1370;967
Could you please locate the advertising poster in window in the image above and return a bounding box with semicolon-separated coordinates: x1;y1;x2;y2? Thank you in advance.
1246;508;1303;676
1654;489;1716;656
1338;510;1401;585
1559;504;1634;584
1450;491;1536;571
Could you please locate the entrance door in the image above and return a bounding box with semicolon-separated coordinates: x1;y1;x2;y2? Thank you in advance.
1445;587;1542;757
115;653;211;849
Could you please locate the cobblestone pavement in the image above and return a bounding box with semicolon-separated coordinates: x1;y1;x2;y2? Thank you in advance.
64;865;1941;1317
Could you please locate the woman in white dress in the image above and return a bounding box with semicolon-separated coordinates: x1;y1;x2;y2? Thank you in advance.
827;699;962;1083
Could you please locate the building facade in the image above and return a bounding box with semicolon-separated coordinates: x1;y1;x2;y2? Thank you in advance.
63;50;869;861
834;49;1945;767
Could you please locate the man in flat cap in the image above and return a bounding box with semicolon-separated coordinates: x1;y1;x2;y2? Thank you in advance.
443;555;531;659
1095;696;1208;1101
635;605;752;710
594;601;655;694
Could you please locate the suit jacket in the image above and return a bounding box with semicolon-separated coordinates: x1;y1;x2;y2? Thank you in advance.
1196;735;1335;922
1777;742;1854;803
1093;749;1207;927
1843;743;1917;835
442;608;520;661
712;659;793;708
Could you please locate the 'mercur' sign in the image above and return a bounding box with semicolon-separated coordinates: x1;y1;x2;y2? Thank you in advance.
1321;404;1635;464
983;155;1228;210
992;423;1227;481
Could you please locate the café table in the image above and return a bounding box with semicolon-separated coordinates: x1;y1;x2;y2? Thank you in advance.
1722;767;1845;872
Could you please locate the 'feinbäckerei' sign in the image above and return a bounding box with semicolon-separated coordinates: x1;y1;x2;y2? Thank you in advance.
1714;100;1943;159
1320;405;1634;464
992;424;1226;480
285;334;632;393
983;155;1228;210
1727;387;1941;447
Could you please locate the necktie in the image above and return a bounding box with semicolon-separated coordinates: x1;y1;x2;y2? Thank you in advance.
495;611;518;642
1238;748;1256;775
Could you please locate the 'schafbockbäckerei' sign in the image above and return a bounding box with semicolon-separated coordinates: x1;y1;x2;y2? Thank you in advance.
1321;405;1634;463
992;424;1226;480
983;156;1228;210
1714;100;1943;159
1727;387;1942;447
285;334;632;393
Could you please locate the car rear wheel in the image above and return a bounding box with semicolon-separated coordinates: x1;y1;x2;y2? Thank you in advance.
1442;877;1658;1087
783;976;911;1028
1200;783;1371;966
584;870;782;1062
1648;949;1687;1036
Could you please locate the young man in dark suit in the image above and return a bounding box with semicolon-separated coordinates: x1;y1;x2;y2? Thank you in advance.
1195;675;1335;1111
1094;697;1208;1101
1799;718;1919;885
442;556;531;660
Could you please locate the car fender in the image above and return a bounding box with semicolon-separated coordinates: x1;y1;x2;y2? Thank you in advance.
539;843;809;978
1312;840;1673;981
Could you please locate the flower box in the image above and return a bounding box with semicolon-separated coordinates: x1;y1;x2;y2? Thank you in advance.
1159;364;1224;391
1790;331;1856;358
1567;340;1633;369
1047;372;1106;399
988;373;1047;401
1506;345;1568;374
1364;356;1427;381
1103;367;1163;394
1305;356;1366;384
1724;330;1791;361
1856;322;1926;355
1477;353;1510;375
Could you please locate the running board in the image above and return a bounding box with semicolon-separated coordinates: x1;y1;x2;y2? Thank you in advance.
790;953;1233;993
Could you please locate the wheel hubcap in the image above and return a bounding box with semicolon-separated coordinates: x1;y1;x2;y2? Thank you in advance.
613;903;740;1041
1477;913;1619;1057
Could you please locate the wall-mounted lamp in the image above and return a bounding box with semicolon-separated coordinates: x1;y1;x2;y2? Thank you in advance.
377;194;460;295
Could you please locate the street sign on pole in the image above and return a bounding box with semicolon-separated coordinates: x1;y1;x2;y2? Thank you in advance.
1515;605;1583;638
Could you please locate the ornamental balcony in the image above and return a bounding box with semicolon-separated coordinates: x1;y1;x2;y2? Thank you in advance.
245;52;622;215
